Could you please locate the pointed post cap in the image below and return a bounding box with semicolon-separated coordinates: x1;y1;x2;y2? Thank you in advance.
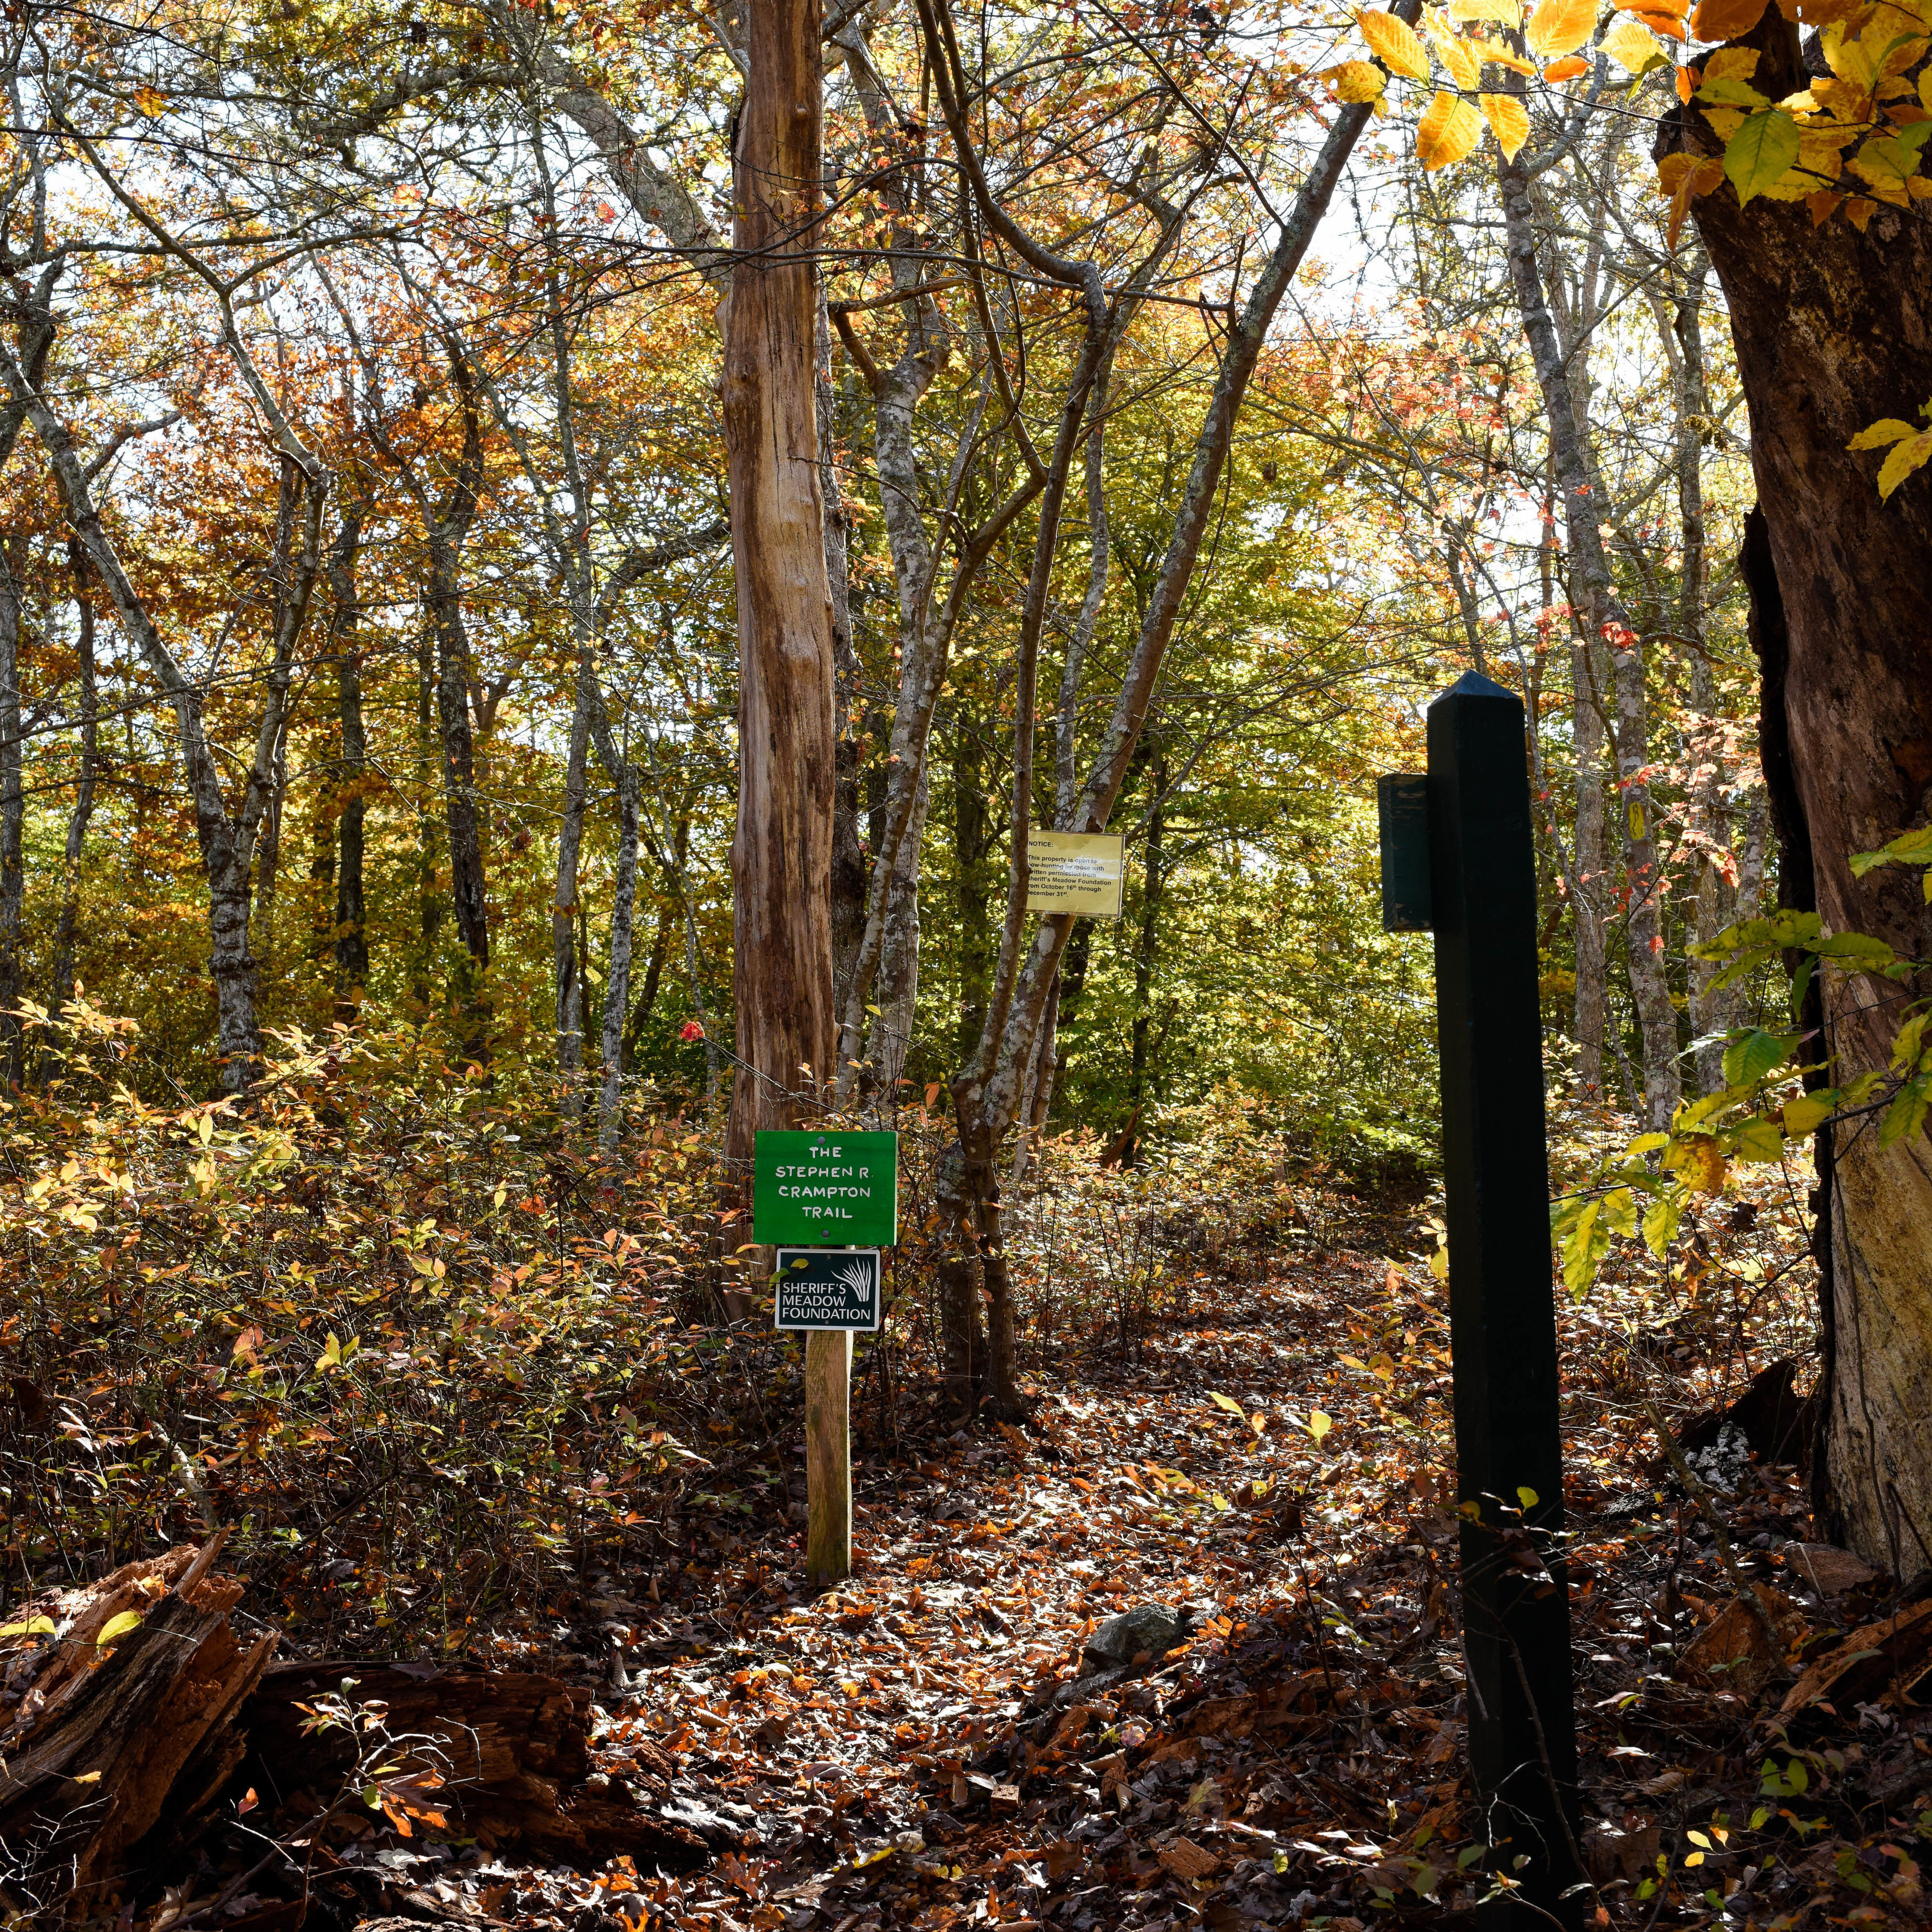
1431;670;1517;706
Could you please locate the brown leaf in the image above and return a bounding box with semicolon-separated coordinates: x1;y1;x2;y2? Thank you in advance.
1156;1835;1221;1882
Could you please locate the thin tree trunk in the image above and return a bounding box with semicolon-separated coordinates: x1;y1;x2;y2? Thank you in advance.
1;349;328;1092
413;624;442;1019
49;538;99;1042
1124;744;1168;1161
1497;134;1679;1126
555;649;595;1111
598;767;641;1155
0;536;25;1089
330;539;369;1019
432;544;490;1063
721;0;839;1169
624;815;688;1070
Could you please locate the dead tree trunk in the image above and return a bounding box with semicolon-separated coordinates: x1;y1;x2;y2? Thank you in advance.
0;1543;275;1921
722;0;839;1168
1669;23;1932;1568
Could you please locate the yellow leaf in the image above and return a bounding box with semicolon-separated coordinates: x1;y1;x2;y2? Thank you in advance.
1525;0;1596;56
1428;12;1485;85
1702;44;1759;77
1417;88;1486;166
1360;8;1435;78
1470;31;1540;68
1821;21;1878;86
1877;428;1932;499
1328;58;1390;99
0;1616;56;1638
1450;0;1522;18
1602;19;1663;68
1664;1133;1728;1194
1920;64;1932;110
1482;90;1533;152
97;1609;144;1646
1847;417;1920;449
1308;1411;1332;1443
1848;133;1924;205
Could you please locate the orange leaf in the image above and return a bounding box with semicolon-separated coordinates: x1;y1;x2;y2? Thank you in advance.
1358;8;1434;78
1525;0;1596;53
1806;187;1845;222
1634;9;1689;35
1689;0;1769;38
1676;62;1699;99
1544;53;1591;77
1417;88;1486;167
1481;91;1533;155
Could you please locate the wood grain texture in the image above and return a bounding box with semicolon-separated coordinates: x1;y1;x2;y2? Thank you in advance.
723;0;839;1167
805;1328;852;1584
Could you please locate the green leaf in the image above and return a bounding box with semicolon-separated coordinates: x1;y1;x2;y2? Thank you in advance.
1723;109;1800;205
1850;825;1932;875
1783;1090;1836;1137
1601;1187;1637;1237
1814;931;1897;969
1516;1486;1539;1509
1733;1115;1786;1163
96;1609;144;1645
1721;1028;1798;1088
1699;76;1770;106
1627;1132;1669;1154
1880;1076;1931;1148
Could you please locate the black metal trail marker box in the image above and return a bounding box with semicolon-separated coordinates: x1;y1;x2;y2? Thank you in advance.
773;1249;882;1331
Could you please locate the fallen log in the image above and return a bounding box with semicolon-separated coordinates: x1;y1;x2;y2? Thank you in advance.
0;1541;705;1925
0;1538;275;1919
242;1659;707;1870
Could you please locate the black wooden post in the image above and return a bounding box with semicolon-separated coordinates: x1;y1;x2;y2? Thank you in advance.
1381;672;1583;1929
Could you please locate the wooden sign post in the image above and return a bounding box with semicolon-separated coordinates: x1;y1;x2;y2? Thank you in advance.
1381;674;1584;1930
754;1136;897;1587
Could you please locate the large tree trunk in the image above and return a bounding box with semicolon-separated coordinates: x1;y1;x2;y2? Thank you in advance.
1674;30;1932;1568
722;0;838;1165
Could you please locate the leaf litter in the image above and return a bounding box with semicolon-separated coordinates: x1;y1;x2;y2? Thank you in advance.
316;1188;1930;1932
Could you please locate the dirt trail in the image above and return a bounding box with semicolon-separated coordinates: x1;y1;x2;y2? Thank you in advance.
357;1245;1927;1931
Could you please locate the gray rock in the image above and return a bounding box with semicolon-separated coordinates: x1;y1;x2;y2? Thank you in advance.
1080;1603;1195;1677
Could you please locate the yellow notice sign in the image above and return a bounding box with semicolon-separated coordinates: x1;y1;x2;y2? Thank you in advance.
1025;831;1125;918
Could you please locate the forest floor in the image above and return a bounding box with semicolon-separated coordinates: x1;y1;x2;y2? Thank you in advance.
314;1221;1932;1932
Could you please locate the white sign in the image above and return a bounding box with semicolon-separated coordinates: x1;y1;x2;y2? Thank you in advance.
1025;830;1125;918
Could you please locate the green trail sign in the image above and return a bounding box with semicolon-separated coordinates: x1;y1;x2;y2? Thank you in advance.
752;1130;898;1247
773;1249;882;1330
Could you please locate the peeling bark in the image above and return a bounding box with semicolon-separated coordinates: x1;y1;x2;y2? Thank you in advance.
721;0;840;1166
1671;26;1932;1562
